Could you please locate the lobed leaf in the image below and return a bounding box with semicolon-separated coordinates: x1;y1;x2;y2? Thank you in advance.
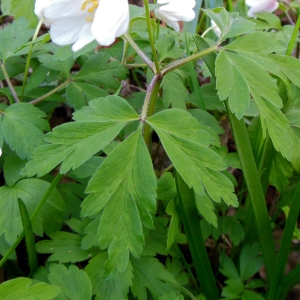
1;102;50;159
82;127;157;277
48;264;92;300
0;179;65;244
23;95;139;177
147;109;238;207
85;252;133;300
0;277;60;300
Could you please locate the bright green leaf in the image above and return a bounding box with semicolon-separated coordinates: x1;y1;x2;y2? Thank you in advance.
23;95;138;177
147;109;238;207
195;193;217;228
11;0;38;28
216;50;250;119
83;127;157;277
0;277;60;300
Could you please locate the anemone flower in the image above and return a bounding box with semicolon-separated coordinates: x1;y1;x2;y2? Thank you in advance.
155;0;196;32
246;0;279;18
35;0;130;51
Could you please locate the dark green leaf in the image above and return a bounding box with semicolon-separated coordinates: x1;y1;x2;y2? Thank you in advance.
1;102;49;159
85;252;132;300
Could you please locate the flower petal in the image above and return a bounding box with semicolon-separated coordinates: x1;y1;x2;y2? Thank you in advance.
91;0;129;46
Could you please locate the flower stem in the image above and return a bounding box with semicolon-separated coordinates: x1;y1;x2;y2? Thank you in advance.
143;0;160;74
0;62;20;104
30;79;71;105
161;45;218;76
123;33;156;73
21;17;44;102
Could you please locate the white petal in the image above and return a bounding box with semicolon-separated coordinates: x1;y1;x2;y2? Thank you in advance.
72;23;95;51
247;0;279;17
155;0;196;30
211;20;221;37
43;0;85;19
0;148;2;157
91;0;129;46
50;16;91;46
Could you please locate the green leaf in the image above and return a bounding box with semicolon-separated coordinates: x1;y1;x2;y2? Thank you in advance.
203;8;255;42
85;252;132;300
23;95;138;177
157;172;176;202
216;50;250;119
225;32;285;53
36;231;99;263
242;290;265;300
166;198;181;249
3;153;26;187
216;50;293;159
0;18;34;61
37;54;75;78
155;38;183;62
147;109;238;207
1;102;49;159
75;52;128;89
11;0;38;28
161;72;188;109
131;257;178;300
195;193;217;228
0;178;65;244
220;253;240;280
222;278;244;298
66;82;108;110
0;278;60;300
48;264;92;300
83;127;157;277
239;243;263;281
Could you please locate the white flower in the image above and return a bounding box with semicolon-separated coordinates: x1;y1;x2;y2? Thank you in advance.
246;0;279;18
155;0;196;32
34;0;130;51
0;148;2;157
211;20;221;38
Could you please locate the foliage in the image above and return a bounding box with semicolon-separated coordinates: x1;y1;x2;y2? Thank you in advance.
0;1;300;300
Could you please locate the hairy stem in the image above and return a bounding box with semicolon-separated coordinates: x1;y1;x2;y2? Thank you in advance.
143;0;160;74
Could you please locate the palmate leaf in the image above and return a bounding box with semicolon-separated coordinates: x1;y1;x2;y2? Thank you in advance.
130;257;179;300
82;127;157;278
0;178;65;245
85;252;133;300
48;264;92;300
216;50;293;159
23;95;139;177
0;102;50;159
146;109;238;207
0;278;60;300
